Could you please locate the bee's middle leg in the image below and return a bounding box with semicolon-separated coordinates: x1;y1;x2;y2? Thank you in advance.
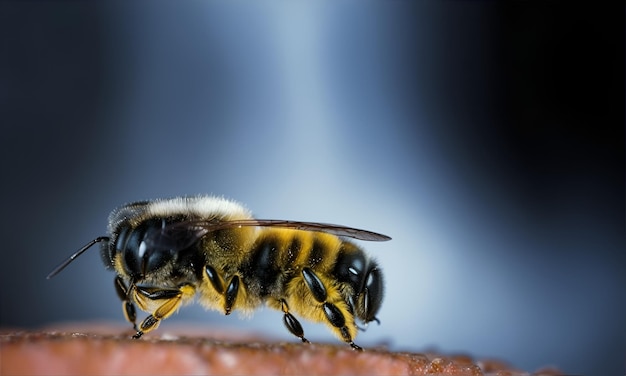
204;265;245;315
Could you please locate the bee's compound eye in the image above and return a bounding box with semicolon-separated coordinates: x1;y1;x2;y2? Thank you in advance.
119;228;144;277
334;251;366;288
116;224;176;278
141;240;175;274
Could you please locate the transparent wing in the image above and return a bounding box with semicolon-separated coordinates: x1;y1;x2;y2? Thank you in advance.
47;219;390;279
162;218;391;242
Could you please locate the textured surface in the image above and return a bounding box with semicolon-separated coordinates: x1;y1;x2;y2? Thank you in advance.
0;327;562;376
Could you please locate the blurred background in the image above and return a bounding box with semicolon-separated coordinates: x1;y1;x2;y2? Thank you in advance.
1;2;623;375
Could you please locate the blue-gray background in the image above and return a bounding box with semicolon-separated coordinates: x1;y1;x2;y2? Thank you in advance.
1;2;623;375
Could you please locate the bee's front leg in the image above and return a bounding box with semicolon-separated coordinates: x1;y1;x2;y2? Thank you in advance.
114;276;138;333
128;284;196;338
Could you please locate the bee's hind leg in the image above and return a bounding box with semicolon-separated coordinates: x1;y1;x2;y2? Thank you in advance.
280;299;310;344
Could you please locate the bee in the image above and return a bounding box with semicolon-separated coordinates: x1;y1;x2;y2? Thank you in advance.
47;196;390;350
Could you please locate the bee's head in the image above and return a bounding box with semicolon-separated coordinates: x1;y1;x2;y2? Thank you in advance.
106;215;209;281
334;243;384;324
109;220;175;279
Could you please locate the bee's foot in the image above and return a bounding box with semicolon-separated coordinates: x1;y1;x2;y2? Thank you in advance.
349;342;363;351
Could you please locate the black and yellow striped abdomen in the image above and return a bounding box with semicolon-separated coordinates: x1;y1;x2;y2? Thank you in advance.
237;228;365;345
241;228;343;299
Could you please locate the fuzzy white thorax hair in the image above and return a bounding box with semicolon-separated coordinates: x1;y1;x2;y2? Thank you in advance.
146;196;252;220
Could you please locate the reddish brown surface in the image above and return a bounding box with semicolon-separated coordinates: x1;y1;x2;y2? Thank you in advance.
0;326;562;376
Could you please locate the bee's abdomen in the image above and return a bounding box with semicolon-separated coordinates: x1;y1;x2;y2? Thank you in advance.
240;229;342;298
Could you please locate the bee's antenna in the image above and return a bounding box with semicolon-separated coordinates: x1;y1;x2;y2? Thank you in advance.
46;236;110;279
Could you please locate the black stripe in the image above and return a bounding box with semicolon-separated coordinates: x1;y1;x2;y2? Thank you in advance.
244;238;280;296
309;238;325;267
285;237;301;266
